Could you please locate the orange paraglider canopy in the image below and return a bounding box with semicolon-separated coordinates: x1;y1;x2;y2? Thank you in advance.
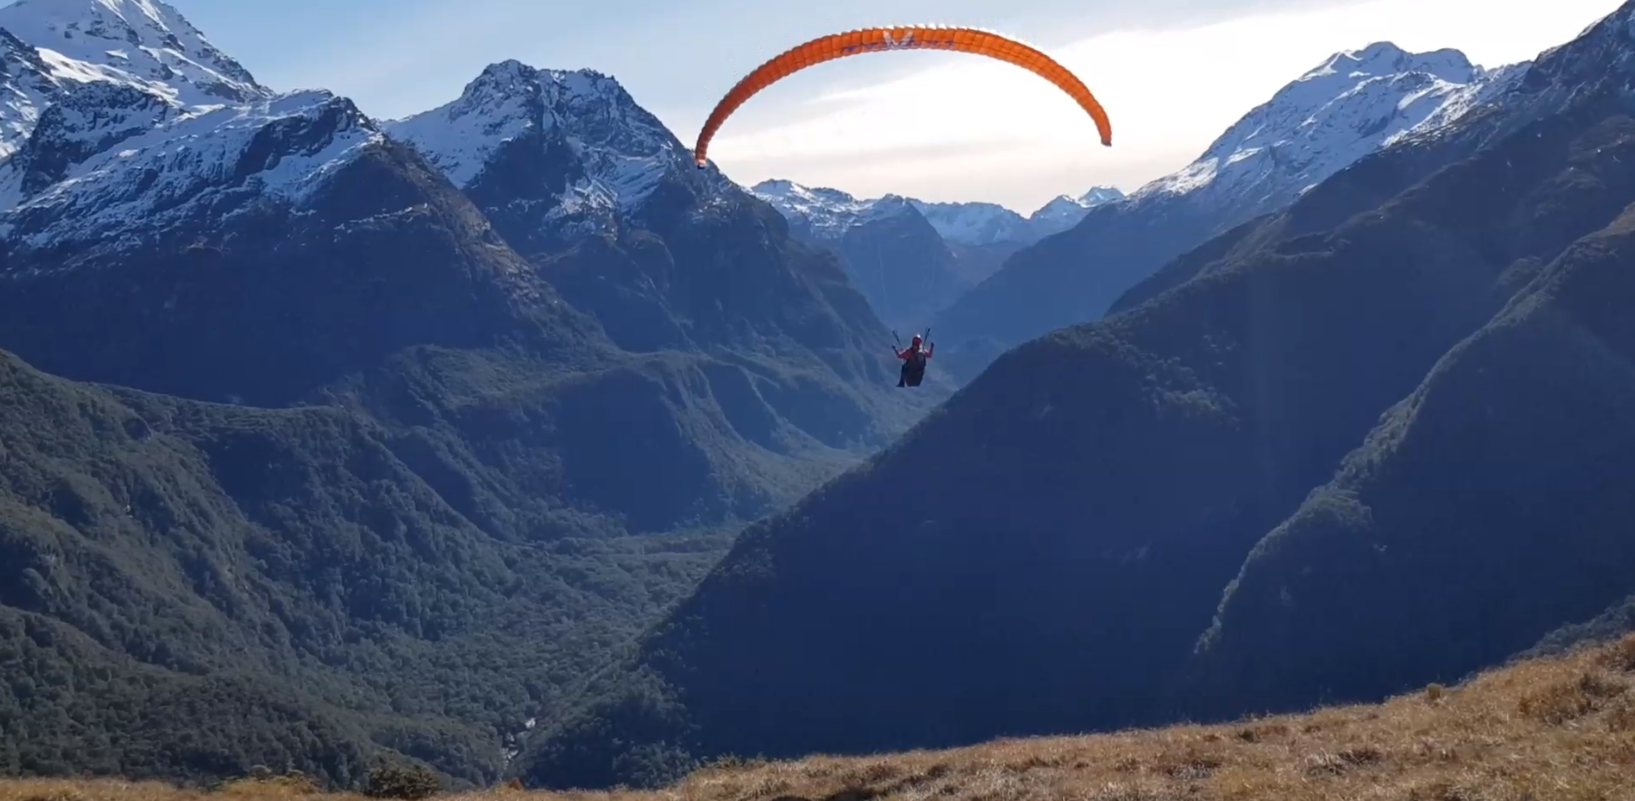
692;25;1113;169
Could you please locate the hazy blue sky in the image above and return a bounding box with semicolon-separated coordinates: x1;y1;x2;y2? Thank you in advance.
11;0;1626;210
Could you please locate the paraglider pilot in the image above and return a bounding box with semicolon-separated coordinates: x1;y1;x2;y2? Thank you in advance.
896;333;932;387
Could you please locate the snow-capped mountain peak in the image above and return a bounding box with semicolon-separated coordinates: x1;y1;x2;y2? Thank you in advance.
0;0;388;265
1025;186;1126;237
749;178;880;238
381;59;549;188
1144;41;1517;203
0;0;269;106
862;192;920;223
384;60;702;218
1076;186;1126;206
1306;41;1474;84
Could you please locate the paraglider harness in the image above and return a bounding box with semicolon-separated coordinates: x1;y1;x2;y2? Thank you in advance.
894;329;931;388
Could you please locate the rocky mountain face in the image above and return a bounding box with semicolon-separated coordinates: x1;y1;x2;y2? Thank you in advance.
513;3;1635;789
824;196;966;330
0;0;940;788
745;181;967;330
0;28;65;157
932;42;1527;383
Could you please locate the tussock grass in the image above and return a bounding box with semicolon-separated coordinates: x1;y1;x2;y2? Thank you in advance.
7;633;1635;801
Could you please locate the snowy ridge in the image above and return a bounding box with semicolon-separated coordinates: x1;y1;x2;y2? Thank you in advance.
1416;0;1635;149
0;84;381;256
0;28;66;158
750;180;1124;246
1523;0;1635;93
385;60;714;220
0;0;385;260
0;0;268;107
861;193;921;225
749;178;891;238
1395;61;1527;145
1141;42;1515;206
1436;0;1635;137
2;78;173;198
1024;187;1127;238
908;199;1031;245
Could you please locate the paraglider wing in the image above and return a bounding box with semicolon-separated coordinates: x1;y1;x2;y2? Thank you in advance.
691;25;1113;168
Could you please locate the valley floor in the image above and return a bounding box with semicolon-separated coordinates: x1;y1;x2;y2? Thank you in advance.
8;634;1635;801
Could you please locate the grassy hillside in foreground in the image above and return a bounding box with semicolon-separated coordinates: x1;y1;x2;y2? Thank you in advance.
5;632;1635;801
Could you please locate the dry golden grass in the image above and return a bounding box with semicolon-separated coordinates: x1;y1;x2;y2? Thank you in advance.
8;634;1635;801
